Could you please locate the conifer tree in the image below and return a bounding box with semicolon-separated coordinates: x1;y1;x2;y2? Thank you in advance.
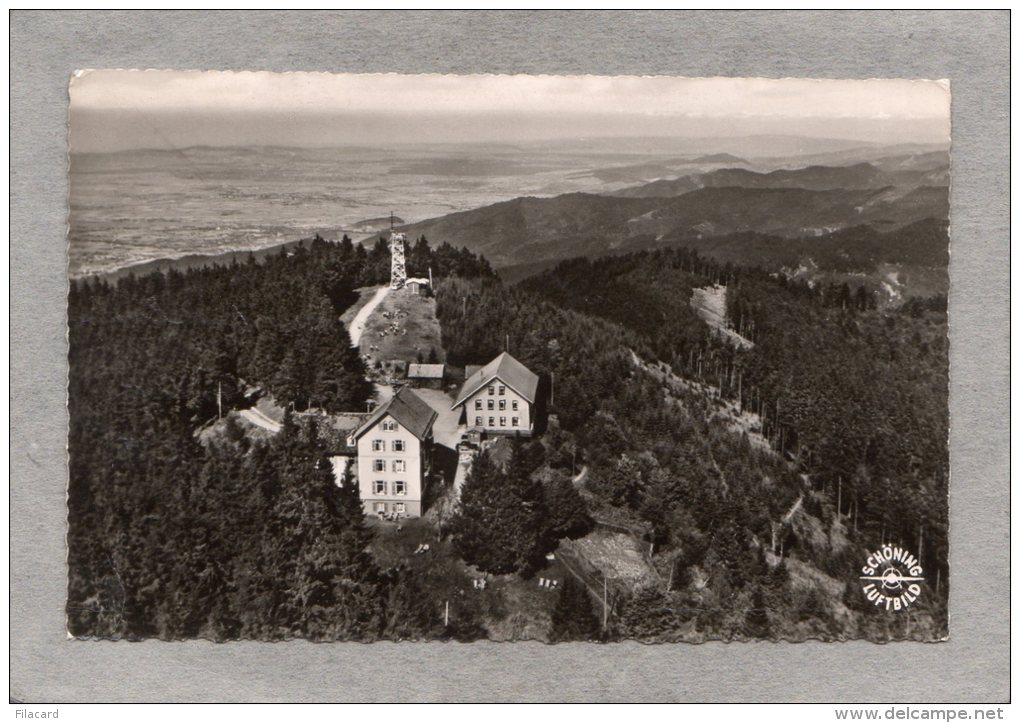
543;473;594;540
449;450;548;575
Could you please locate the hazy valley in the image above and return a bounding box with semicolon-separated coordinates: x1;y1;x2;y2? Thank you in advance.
69;138;947;286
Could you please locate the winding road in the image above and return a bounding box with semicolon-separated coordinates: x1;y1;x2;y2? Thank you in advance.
348;286;390;347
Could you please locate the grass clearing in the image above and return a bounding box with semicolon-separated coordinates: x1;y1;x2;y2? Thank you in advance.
568;526;657;586
359;288;445;381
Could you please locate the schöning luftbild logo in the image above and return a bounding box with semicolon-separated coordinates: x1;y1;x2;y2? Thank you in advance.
859;545;925;611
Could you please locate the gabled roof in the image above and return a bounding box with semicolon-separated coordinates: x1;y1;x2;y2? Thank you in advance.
353;386;437;441
407;363;445;379
452;352;539;408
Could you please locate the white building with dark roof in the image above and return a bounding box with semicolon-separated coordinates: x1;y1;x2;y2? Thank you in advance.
352;386;437;518
451;352;540;436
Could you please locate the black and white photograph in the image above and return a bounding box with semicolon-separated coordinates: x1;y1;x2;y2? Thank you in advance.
65;71;952;644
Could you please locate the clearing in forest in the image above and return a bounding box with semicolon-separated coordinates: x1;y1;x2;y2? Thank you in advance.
690;285;754;350
563;526;658;588
357;287;446;374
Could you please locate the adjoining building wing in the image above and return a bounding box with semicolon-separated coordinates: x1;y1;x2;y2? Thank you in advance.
319;412;369;454
452;352;539;409
354;386;438;440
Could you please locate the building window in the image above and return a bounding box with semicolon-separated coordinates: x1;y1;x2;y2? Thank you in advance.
486;399;494;410
381;419;397;431
394;502;406;514
393;460;406;473
372;439;384;452
375;502;387;514
499;416;506;427
512;400;519;411
488;385;495;395
374;480;386;495
488;417;494;427
512;417;519;427
474;416;482;426
498;385;505;395
373;459;386;472
474;399;482;410
393;440;405;452
499;399;506;411
394;480;406;495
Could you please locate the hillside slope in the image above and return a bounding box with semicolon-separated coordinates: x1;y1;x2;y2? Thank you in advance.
398;183;948;272
611;156;949;199
667;217;950;274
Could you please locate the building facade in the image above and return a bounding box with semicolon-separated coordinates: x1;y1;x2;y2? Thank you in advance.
452;352;539;436
352;386;437;518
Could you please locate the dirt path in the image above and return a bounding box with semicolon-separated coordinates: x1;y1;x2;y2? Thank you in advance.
782;495;804;525
238;407;282;433
347;286;389;347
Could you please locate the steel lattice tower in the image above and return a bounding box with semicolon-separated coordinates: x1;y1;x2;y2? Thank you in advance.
389;231;407;289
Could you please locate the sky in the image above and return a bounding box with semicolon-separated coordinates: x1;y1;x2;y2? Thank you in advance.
70;71;951;153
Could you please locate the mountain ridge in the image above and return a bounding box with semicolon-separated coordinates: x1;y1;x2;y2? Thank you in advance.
397;180;949;270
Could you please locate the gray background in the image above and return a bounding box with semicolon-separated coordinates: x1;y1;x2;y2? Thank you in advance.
10;10;1009;703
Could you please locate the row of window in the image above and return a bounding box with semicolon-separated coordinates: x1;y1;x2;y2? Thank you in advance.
371;439;405;452
488;385;506;396
475;416;520;428
372;459;406;472
373;480;406;495
374;502;406;515
381;420;399;431
475;398;519;412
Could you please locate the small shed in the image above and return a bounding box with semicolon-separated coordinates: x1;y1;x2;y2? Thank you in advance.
407;363;446;389
405;277;431;296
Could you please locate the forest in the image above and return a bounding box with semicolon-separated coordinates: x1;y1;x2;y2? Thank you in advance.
66;235;494;640
67;226;949;642
520;248;948;591
439;247;948;640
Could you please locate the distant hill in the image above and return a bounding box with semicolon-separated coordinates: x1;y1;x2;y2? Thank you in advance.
399;181;948;270
610;161;945;198
398;193;665;268
757;144;949;171
624;185;948;244
690;153;749;164
665;217;949;272
343;216;404;234
88;237;322;283
352;215;404;227
659;217;950;300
